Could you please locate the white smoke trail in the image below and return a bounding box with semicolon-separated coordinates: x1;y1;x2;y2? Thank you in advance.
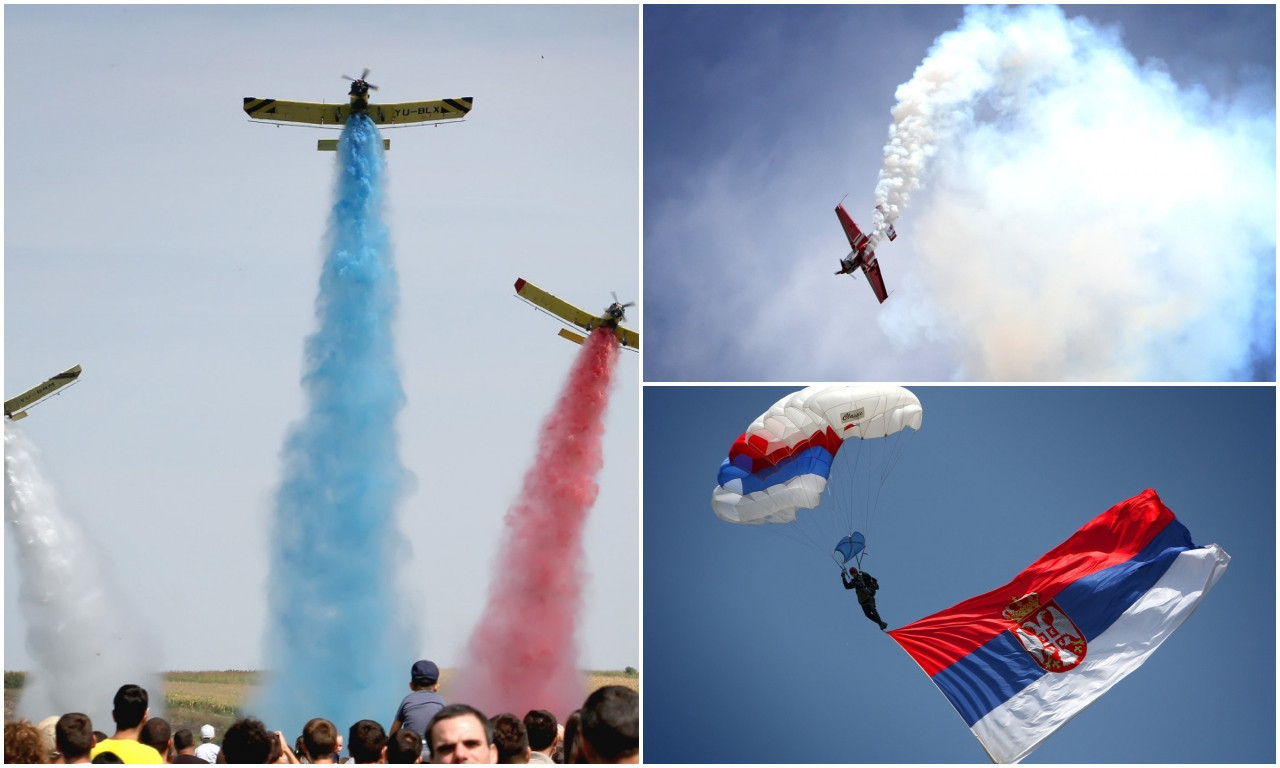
4;422;162;730
872;5;1275;379
870;6;1104;246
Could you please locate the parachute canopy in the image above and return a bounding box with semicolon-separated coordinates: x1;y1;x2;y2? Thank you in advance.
712;385;922;525
835;532;866;565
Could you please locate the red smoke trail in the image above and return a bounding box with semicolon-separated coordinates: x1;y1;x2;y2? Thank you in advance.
455;327;621;720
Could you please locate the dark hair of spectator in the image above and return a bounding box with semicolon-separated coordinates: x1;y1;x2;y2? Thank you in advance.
111;684;149;730
91;751;125;763
303;717;339;760
348;719;388;763
562;710;583;764
57;713;96;760
491;713;529;763
221;717;275;764
140;717;171;757
523;710;557;752
580;686;639;762
173;728;195;752
386;728;423;764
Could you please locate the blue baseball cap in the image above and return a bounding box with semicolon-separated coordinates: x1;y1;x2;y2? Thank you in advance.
411;659;439;685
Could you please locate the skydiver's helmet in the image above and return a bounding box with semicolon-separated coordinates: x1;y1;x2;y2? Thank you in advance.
848;567;858;576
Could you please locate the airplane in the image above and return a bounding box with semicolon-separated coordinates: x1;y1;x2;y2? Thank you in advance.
5;364;82;421
834;203;896;304
243;69;474;151
513;278;639;351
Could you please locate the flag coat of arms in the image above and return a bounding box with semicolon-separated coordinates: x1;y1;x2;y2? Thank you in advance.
888;489;1229;763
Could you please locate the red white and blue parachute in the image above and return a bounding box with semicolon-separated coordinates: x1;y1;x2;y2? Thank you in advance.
712;385;922;562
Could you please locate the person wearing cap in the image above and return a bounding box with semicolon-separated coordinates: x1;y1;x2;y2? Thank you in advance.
193;723;220;763
390;659;446;760
842;566;888;630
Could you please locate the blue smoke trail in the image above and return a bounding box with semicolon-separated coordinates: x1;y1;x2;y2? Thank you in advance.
256;114;416;736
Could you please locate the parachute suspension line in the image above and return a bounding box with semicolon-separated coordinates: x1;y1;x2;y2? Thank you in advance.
826;426;918;558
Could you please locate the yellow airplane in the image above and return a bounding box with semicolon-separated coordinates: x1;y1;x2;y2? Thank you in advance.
514;278;639;351
5;364;82;421
243;69;473;150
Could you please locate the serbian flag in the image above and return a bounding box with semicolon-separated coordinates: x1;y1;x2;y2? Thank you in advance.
889;489;1229;763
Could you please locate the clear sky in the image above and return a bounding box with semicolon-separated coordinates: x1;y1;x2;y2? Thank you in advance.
4;4;638;675
644;5;1276;382
643;385;1274;763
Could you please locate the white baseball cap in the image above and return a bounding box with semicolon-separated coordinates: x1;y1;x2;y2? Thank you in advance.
201;724;215;741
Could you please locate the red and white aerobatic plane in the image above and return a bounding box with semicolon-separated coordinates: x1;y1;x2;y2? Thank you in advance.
834;203;896;303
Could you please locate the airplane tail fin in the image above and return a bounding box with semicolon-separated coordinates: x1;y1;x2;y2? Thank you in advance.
319;139;390;151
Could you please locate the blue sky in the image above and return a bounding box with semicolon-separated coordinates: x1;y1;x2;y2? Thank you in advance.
643;5;1276;381
5;4;638;675
643;385;1274;763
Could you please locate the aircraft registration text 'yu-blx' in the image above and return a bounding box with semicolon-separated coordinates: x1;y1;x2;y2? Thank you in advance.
4;364;82;421
513;279;639;351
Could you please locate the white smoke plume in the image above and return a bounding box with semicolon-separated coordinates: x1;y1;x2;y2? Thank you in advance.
871;5;1275;379
4;422;161;729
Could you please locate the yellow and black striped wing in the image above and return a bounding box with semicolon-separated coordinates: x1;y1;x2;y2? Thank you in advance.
243;98;349;126
514;278;599;331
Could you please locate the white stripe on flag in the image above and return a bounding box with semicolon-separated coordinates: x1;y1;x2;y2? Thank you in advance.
971;544;1230;763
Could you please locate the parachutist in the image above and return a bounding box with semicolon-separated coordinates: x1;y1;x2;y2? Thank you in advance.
843;567;888;630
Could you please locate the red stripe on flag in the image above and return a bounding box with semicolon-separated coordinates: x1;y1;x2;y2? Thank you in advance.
888;489;1174;677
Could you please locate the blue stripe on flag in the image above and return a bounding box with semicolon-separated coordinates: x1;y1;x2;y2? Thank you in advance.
931;519;1196;726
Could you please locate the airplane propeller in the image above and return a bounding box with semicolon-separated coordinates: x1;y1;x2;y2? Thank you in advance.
342;68;379;91
608;292;636;322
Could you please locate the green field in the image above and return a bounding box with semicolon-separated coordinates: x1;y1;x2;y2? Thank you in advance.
4;669;638;736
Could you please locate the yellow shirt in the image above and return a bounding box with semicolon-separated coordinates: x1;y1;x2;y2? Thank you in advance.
90;737;164;764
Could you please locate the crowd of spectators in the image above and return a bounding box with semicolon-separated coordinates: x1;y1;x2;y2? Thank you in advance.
3;660;638;765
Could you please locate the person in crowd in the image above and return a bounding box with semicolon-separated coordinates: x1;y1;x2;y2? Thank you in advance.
522;711;557;764
139;717;173;762
89;684;164;763
490;714;529;764
173;728;206;764
300;718;341;764
347;720;388;764
390;659;445;761
385;729;424;764
56;712;97;764
220;718;276;763
426;703;497;764
5;718;49;763
561;712;582;764
91;751;126;763
269;730;299;764
37;715;62;762
194;724;221;763
578;687;638;764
